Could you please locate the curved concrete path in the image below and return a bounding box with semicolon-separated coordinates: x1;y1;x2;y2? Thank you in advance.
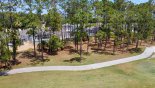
5;46;155;75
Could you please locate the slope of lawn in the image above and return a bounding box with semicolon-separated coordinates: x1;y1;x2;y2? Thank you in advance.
13;42;147;68
14;51;140;68
1;58;155;88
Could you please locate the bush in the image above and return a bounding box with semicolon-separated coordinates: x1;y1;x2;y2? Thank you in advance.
48;35;63;52
0;46;11;67
37;40;48;50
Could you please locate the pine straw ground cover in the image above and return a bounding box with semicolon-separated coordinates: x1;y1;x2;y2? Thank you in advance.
1;41;150;69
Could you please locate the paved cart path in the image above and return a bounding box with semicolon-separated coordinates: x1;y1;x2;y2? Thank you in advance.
4;46;155;75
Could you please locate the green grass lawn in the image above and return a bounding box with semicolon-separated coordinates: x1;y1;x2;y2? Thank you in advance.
14;51;140;68
1;58;155;88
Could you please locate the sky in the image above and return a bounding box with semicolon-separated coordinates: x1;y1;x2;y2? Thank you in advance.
129;0;149;4
16;0;149;14
111;0;149;4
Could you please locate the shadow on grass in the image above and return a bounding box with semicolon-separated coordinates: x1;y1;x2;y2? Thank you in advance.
83;52;91;56
63;46;77;54
10;60;21;66
63;57;86;63
0;71;8;76
128;48;142;53
91;48;114;55
18;51;34;59
68;49;77;54
89;43;97;47
18;51;50;66
0;67;11;76
30;58;50;66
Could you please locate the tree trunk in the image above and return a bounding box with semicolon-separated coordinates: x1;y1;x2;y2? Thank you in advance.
38;34;41;51
53;28;55;34
127;36;130;50
95;35;97;44
50;27;52;37
61;28;63;41
12;36;16;62
104;37;108;50
64;24;66;40
101;40;103;49
9;6;16;63
89;23;91;36
40;30;44;60
6;30;10;54
87;36;89;53
74;36;77;51
80;37;82;59
121;43;124;53
140;40;142;46
113;40;116;55
77;40;79;52
32;28;36;58
136;39;139;49
76;24;79;51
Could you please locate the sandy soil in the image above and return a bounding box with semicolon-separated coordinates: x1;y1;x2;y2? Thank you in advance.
17;42;34;52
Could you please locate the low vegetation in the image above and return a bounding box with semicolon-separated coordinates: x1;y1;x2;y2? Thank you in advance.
1;59;155;88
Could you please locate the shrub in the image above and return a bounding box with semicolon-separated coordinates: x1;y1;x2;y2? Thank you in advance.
48;35;63;52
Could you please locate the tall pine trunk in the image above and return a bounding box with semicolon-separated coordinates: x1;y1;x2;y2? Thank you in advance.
32;28;36;58
12;33;16;62
80;37;82;59
104;37;108;50
61;28;63;41
9;4;17;63
113;39;116;55
135;39;139;49
87;36;89;53
40;29;44;60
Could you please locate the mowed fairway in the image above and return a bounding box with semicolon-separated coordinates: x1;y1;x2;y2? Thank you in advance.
1;59;155;88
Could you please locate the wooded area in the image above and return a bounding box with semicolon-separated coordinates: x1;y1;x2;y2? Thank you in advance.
0;0;155;69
